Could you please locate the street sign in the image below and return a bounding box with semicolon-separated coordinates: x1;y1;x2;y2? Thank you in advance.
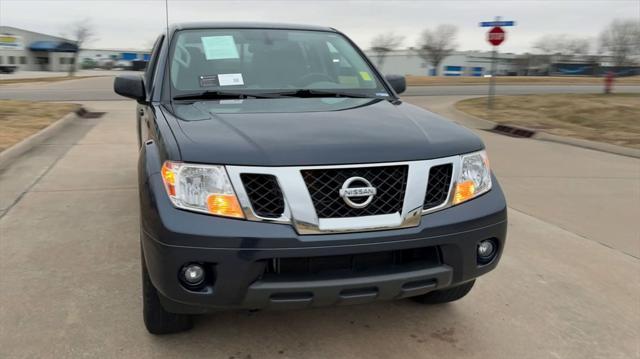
480;20;515;27
487;26;506;46
479;17;516;110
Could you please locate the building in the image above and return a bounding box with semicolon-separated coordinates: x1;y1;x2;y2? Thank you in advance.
365;49;640;77
0;26;78;71
365;49;519;76
0;26;151;72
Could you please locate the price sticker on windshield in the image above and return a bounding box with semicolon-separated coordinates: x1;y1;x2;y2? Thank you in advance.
201;35;239;60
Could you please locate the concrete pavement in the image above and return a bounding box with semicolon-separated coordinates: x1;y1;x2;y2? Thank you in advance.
0;100;639;358
407;96;640;259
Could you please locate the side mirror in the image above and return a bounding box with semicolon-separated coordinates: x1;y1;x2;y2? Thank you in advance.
114;75;145;101
385;74;406;95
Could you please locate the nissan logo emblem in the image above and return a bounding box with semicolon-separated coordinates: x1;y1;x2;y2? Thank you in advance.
339;177;377;209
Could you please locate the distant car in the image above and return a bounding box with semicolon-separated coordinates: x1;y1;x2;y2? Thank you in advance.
115;22;508;335
81;58;97;69
0;65;17;74
96;58;115;70
114;59;132;70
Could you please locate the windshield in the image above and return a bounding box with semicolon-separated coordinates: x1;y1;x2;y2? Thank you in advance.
168;28;388;97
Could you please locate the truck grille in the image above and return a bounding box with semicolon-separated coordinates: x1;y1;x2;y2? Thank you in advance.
423;163;453;210
301;165;408;218
240;174;285;218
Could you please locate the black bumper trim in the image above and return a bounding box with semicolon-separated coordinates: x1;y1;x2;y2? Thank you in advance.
243;265;452;309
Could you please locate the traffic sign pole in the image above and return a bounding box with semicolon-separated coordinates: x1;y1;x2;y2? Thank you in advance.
488;46;497;110
480;16;515;111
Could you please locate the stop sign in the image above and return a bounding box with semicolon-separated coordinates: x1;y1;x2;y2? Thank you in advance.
487;26;505;46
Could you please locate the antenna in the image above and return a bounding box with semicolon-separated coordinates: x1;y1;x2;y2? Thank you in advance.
165;0;170;37
165;0;171;101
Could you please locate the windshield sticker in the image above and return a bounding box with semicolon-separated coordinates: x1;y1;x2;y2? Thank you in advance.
359;71;373;81
201;35;239;60
219;99;244;105
376;92;390;97
218;73;244;86
199;75;219;87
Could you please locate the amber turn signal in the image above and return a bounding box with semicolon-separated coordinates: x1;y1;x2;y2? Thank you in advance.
453;180;476;205
161;162;176;196
206;194;244;219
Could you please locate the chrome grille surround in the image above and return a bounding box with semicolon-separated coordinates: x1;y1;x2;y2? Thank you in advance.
226;155;460;235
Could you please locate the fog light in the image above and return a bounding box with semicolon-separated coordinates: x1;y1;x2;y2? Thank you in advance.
477;239;497;264
181;264;205;286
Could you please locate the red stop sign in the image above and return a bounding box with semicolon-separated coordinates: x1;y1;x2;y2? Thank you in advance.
487;26;505;46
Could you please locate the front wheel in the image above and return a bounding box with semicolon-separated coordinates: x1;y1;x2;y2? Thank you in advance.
411;280;475;304
141;248;193;334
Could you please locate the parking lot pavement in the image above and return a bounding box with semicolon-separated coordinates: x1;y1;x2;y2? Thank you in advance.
407;96;640;259
1;100;639;358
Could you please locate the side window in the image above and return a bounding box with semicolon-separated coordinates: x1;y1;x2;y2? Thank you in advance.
144;35;165;91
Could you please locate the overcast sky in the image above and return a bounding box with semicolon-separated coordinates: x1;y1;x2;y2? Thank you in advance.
1;0;638;53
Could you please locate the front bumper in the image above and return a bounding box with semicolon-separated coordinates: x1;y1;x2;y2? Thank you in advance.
140;173;507;313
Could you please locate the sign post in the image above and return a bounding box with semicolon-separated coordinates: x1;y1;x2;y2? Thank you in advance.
480;17;515;110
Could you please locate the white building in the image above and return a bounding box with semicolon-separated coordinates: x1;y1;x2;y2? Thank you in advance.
0;26;77;71
365;49;519;76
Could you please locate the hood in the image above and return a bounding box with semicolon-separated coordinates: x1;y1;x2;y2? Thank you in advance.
163;97;484;166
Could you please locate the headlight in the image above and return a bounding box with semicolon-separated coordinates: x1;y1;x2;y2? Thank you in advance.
453;150;492;205
161;161;244;219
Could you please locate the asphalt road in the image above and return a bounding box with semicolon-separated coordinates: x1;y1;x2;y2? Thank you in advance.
2;75;639;101
0;83;639;358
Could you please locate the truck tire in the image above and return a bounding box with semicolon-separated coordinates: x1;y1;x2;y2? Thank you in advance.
141;249;193;334
411;280;475;304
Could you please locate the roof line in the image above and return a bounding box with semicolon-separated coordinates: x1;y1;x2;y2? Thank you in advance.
0;25;76;44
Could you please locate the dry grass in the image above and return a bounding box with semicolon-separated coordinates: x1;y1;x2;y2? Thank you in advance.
406;75;640;86
0;100;80;152
455;94;640;149
0;76;99;85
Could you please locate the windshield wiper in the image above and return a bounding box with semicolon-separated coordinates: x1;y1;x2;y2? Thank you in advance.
173;90;278;101
263;89;376;99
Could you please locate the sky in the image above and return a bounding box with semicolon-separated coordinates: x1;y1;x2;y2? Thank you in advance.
1;0;638;53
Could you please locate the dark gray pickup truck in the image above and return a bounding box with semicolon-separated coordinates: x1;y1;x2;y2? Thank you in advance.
114;22;507;334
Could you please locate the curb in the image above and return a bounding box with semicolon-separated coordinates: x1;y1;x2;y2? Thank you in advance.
451;104;640;159
0;109;81;169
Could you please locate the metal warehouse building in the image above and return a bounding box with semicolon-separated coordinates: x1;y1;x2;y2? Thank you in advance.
0;26;78;71
0;26;151;72
365;49;518;76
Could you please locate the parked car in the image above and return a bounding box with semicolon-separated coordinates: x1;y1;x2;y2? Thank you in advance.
81;58;97;69
114;22;508;335
97;58;115;70
114;59;133;70
0;65;17;74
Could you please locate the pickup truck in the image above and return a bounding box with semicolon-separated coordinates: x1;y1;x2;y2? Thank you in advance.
114;22;507;335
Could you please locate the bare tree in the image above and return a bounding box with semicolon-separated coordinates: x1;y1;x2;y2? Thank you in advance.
415;25;458;76
66;19;95;76
533;34;591;57
370;33;404;68
531;34;593;73
599;19;640;66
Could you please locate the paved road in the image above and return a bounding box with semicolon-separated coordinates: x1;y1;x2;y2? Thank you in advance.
1;93;638;358
405;84;640;96
2;75;640;101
